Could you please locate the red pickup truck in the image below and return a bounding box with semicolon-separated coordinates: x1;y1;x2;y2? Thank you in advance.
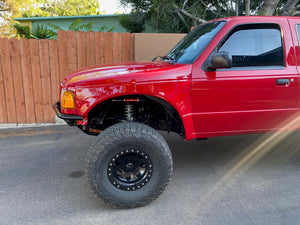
54;16;300;208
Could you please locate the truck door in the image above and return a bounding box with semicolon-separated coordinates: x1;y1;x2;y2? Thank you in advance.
288;18;300;106
191;21;299;137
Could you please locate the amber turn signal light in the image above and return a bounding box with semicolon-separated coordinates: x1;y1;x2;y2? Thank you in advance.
61;90;75;109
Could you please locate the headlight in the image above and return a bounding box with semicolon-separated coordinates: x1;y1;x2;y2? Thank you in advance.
61;89;75;109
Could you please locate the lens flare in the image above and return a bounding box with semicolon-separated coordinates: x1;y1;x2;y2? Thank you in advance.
197;112;300;218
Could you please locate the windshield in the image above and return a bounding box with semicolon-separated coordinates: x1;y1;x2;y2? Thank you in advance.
167;21;226;64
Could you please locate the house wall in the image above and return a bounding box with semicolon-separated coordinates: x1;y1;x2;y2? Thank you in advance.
32;16;127;33
15;15;184;34
16;15;127;33
18;20;32;27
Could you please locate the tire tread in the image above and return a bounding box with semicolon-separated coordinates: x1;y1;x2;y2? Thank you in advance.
85;122;173;208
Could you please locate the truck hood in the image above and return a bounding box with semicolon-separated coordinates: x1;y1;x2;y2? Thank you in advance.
62;61;192;87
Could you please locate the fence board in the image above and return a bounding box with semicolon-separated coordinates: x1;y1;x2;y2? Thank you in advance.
39;39;53;122
131;33;135;61
0;50;8;123
86;31;95;67
113;33;122;63
67;31;77;73
58;30;68;83
104;32;113;64
20;39;35;123
0;38;16;123
10;38;26;123
122;33;132;62
77;31;87;69
49;40;60;105
95;32;104;65
29;39;44;123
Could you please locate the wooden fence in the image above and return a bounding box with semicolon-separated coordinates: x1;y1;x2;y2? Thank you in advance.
0;30;134;124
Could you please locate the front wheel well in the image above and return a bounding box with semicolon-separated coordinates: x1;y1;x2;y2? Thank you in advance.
79;95;185;138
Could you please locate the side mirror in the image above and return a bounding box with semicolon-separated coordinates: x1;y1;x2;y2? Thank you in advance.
209;51;232;70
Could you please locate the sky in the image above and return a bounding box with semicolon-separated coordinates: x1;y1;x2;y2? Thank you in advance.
100;0;131;14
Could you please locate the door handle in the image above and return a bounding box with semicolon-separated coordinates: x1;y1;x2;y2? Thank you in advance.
276;79;290;85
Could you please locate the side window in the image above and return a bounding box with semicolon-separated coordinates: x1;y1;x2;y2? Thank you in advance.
295;24;300;51
218;24;284;67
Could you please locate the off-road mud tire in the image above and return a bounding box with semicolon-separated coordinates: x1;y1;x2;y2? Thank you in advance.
85;122;173;208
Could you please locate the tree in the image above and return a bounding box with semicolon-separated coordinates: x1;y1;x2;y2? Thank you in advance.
279;0;298;16
120;0;300;33
0;0;38;36
1;0;100;18
32;0;100;17
260;0;281;15
0;0;100;37
119;11;146;33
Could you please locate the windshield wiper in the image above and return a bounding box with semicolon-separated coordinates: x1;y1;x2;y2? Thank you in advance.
152;55;175;64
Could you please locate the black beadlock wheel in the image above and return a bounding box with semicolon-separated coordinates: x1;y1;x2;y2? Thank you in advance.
85;122;173;208
107;149;153;191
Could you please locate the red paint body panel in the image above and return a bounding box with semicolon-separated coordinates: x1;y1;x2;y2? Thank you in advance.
59;16;300;141
61;62;195;139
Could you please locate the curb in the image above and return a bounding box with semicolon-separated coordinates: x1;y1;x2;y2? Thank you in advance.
0;116;67;129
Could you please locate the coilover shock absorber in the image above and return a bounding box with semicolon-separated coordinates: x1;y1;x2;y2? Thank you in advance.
124;104;134;121
112;98;140;122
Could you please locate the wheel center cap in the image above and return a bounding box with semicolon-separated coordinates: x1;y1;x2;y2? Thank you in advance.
126;162;134;169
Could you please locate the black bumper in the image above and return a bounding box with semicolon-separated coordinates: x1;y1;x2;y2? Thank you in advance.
53;102;83;125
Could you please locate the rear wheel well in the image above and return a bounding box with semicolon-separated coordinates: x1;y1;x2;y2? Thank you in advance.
78;95;185;138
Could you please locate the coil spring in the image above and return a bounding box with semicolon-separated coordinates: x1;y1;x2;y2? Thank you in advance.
124;104;134;121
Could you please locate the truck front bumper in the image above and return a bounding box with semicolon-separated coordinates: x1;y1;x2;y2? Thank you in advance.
53;102;83;126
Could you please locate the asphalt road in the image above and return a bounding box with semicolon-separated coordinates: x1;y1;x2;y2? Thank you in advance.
0;125;299;225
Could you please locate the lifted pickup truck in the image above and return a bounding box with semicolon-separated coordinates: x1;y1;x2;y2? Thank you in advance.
54;16;300;208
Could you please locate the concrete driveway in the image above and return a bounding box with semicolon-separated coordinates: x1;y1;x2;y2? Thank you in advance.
0;125;299;225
